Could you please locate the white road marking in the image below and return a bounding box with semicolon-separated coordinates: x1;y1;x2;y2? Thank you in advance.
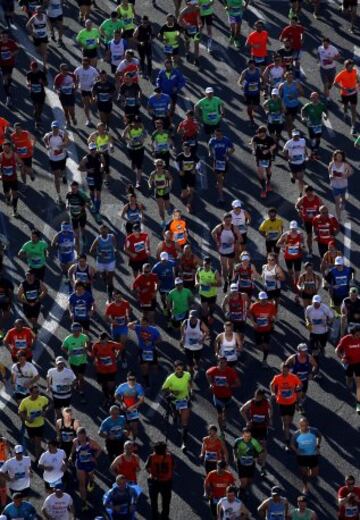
247;5;266;19
323;116;335;138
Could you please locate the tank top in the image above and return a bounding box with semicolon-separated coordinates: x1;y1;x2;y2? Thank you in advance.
58;231;75;262
236;264;254;291
219;332;237;362
97;234;115;264
218;225;236;255
96;134;110;152
300;274;317;294
110;39;125;66
249;399;270;426
284;232;302;260
154;172;169;197
343;297;360;325
262;264;280;292
282;81;299;108
74;264;91;287
330;161;348;189
59;418;76;446
0;152;17;181
267;499;286;519
292;354;311;381
231;209;247;234
125;203;142;223
180;254;197;282
292;509;313;520
128;127;145;149
22;279;40;303
244;68;261;95
76;440;95;467
118;4;135;30
228;293;246;322
0;440;8;463
33;14;48;38
47;0;63;17
47;131;66;161
198;268;217;298
183;318;203;350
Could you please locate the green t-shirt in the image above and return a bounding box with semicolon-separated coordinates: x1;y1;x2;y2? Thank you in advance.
167;288;192;319
291;510;313;520
303;102;326;126
62;333;88;366
196;96;223;125
20;239;48;269
76;28;100;49
162;371;191;399
198;0;214;16
226;0;244;16
233;437;262;465
100;18;124;43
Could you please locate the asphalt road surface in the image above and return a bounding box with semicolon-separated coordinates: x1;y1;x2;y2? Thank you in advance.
0;0;359;518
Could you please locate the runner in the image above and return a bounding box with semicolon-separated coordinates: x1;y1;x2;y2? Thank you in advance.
301;92;327;159
27;59;47;128
123;118;146;190
88;122;114;186
148;158;173;227
290;496;317;520
279;71;304;137
312;205;339;258
335;325;360;414
38;440;67;490
341;287;360;336
99;405;127;462
128;317;161;388
11;122;35;184
47;356;76;419
76;19;100;68
41;484;74;520
214;322;243;367
51;222;76;277
283;130;308;196
259;207;284;256
318;37;340;103
295;185;322;258
333;59;359;135
90;224;117;300
291;417;321;495
200;425;228;474
258;487;289;518
17;271;47;333
134;16;153;79
167;210;189;249
246;20;269;70
74;57;98;127
133;263;158;323
217;485;250;519
212;214;240;292
92;70;116;129
115;372;145;441
10;351;39;404
195;87;224;135
327;150;353;223
296;262;321;308
175;141;200;212
91;332;123;407
285;343;317;413
68;281;95;335
43;121;70;204
326;255;354;310
68;253;95;292
177;109;200;151
0;140;21;218
178;244;200;290
239;60;262;125
204;460;235;518
270;363;302;449
276;220;304;300
18;229;48;281
233;427;263;494
195;256;221;324
250;125;276;198
221;283;249;342
167;277;194;328
53;65;77;129
206;357;240;432
249;291;277;367
151;118;174;168
152;251;176;314
26;6;49;69
4;318;35;362
157;58;186;115
179;0;202;66
145;441;174;520
56;407;80;458
105;290;131;351
18;385;49;458
0;30;19;106
110;441;140;484
124;222;150;278
47;0;64;46
120;188;144;234
305;295;334;377
261;253;285;305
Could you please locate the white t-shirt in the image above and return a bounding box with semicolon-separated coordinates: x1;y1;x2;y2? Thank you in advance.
44;131;67;161
0;456;31;490
74;65;99;92
318;44;338;70
47;0;63;18
11;361;39;396
305;303;334;334
47;367;76;399
217;496;244;519
38;449;66;484
42;492;73;520
283;138;306;164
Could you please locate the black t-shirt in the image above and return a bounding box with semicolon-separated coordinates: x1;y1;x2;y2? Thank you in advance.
26;70;47;97
176;151;198;173
252;135;275;159
0;276;14;304
120;83;141;106
81;153;103;180
159;23;182;39
136;23;153;43
92;80;116;105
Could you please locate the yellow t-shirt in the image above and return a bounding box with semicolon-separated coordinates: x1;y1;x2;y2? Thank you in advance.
18;395;49;428
259;217;283;241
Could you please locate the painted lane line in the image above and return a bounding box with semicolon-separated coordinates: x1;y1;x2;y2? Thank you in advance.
247;5;266;19
323;116;335;138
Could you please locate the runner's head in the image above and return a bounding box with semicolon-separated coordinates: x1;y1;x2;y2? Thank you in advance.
280;362;289;375
327;239;336;252
35;5;43;15
78;253;87;266
226;485;238;503
174;360;185;375
166;14;175;26
109;405;120;419
124;440;134;453
349;286;359;300
154;119;164;131
345;475;356;488
248;59;256;69
153;440;167;455
291;129;300;140
216;460;227;473
267;253;276;264
271;87;279;98
231;199;242;213
304;185;314;197
85;19;92;30
2;140;12;152
160;251;169;263
297;496;308;512
319;205;328;217
268;207;277;220
254;20;264;31
13;122;23;134
31;229;41;242
29;384;40;399
48;439;59;452
123;72;132;84
298;416;309;431
125;50;134;61
14;445;24;460
173;209;182;220
127;371;136;385
242;427;252;442
16;351;27;364
60;221;73;232
202;256;211;269
207;424;218;436
304;261;313;272
205;86;214;98
164;59;172;71
115;474;127;489
310;91;319;103
55;356;66;370
189;310;197;324
257;125;267;137
271;486;282;501
223;321;233;333
142;263;151;275
297;343;308;354
334;256;344;270
285;70;294;82
258;291;268;303
99;70;107;81
99;223;109;237
88;141;97;153
97;121;106;133
76;426;87;440
12;492;23;506
312;294;321;308
70;180;79;193
59;63;68;74
62;407;74;419
110;10;118;19
142;15;150;25
290;15;298;24
52;483;64;496
14;318;24;330
222;212;232;226
51;120;60;134
74;281;85;294
332;149;345;162
254;388;266;401
0;30;9;43
289;220;298;233
240;252;250;264
185;109;194;119
322;37;330;48
344;59;354;71
350;324;360;336
217;356;227;369
182;141;191;153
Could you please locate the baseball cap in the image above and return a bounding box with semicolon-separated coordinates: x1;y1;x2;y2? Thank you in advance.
14;445;24;454
230;283;238;292
160;251;169;261
55;356;66;365
231;199;242;208
312;295;321;304
71;322;82;331
189;309;198;317
271;88;279;95
205;87;214;94
132;223;141;231
289;220;298;229
350;287;359;293
334;256;344;266
271;486;281;496
241;254;250;261
175;277;183;285
258;291;268;300
292;129;300;136
51;120;59;128
88;142;97;150
52;482;64;490
297;343;308;352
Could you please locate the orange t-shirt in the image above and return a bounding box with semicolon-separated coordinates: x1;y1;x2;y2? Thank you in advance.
250;302;277;332
0;118;10;146
113;454;140;483
271;373;302;405
11;131;34;159
169;219;188;246
203;436;224;463
246;30;268;57
91;341;123;373
0;440;9;463
4;327;34;359
205;470;235;499
334;69;358;96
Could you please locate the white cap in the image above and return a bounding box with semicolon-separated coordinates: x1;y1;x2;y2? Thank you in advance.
292;129;300;136
14;445;24;454
289;220;298;229
55;356;66;365
231;199;242;208
205;87;214;94
297;343;308;352
271;88;279;96
230;283;238;292
160;252;169;261
334;256;344;266
258;291;268;300
241;254;250;261
312;295;321;304
175;277;183;285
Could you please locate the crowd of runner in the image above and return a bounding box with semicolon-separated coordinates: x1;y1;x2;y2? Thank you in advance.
0;0;359;518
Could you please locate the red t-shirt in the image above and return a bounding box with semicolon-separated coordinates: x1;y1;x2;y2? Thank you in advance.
105;301;130;327
113;454;140;483
337;335;360;365
125;232;149;262
280;25;304;50
4;327;33;359
313;215;339;244
0;40;18;67
133;273;158;305
177;118;199;140
298;195;322;222
338;485;360;501
250;302;277;332
205;470;235;499
206;366;238;399
91;341;123;373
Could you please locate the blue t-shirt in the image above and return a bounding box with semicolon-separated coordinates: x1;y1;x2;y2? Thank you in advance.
293;427;318;456
152;260;176;292
328;266;353;299
3;501;37;520
148;93;171;118
115;382;144;400
99;414;127;439
134;325;160;351
69;291;94;320
208;136;233;160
